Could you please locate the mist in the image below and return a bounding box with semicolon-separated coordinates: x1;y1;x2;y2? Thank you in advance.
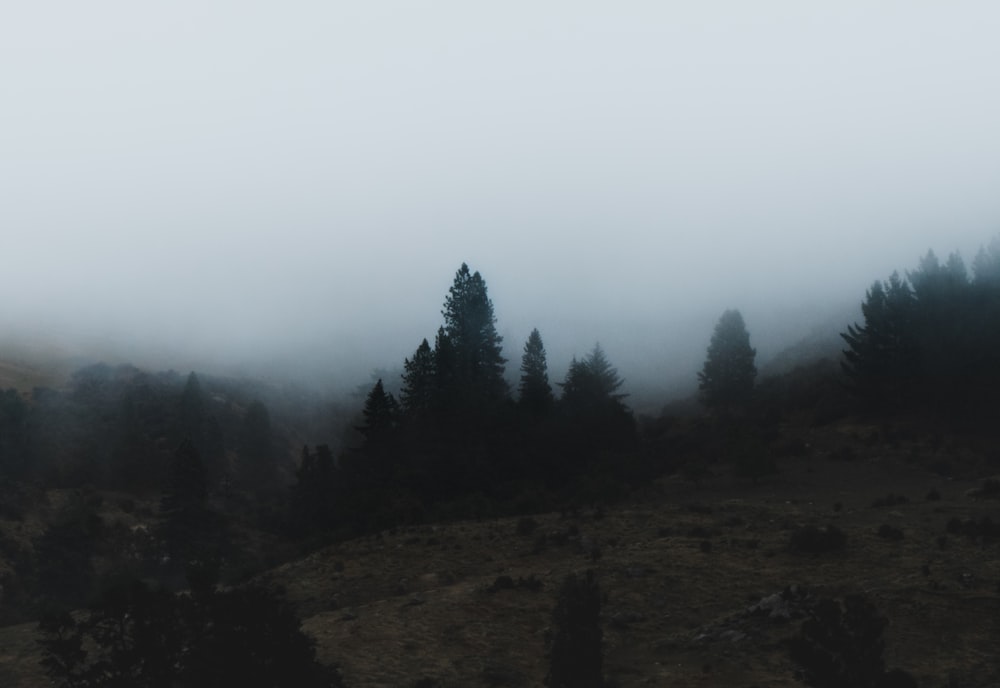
3;3;1000;404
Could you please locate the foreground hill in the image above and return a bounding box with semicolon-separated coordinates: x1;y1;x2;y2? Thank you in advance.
262;419;997;687
2;416;999;687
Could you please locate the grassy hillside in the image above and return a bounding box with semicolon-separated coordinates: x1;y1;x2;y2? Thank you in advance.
6;416;997;687
257;424;999;688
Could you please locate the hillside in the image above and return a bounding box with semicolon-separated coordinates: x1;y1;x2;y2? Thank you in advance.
3;416;998;687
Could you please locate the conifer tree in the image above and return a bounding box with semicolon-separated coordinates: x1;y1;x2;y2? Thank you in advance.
559;344;627;415
698;309;757;412
433;326;456;410
357;379;399;442
841;273;917;404
441;263;508;404
519;328;554;415
401;339;436;417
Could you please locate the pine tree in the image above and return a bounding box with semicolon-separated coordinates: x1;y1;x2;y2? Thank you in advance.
698;309;757;412
841;274;917;405
519;328;554;415
433;326;456;411
401;339;436;417
357;379;399;442
441;263;508;405
559;344;627;415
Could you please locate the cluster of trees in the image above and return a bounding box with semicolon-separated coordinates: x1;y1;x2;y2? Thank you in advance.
38;579;338;688
0;365;285;495
841;238;1000;414
291;264;640;534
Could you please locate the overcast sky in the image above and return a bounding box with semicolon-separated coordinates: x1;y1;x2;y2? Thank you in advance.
3;2;1000;397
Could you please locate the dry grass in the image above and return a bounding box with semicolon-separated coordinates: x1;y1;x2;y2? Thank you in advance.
257;424;1000;687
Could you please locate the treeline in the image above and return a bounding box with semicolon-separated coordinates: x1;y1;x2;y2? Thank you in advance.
0;364;297;495
841;237;1000;416
293;263;641;536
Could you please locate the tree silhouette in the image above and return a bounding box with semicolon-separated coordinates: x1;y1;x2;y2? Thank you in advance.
518;328;554;416
557;344;634;458
546;571;603;688
358;379;398;442
559;344;627;416
401;339;436;418
841;273;917;406
441;263;508;407
699;309;757;412
788;593;914;688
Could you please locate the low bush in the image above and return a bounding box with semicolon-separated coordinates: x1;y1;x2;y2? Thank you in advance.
789;593;916;688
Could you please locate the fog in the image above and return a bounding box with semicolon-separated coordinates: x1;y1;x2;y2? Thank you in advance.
3;3;1000;405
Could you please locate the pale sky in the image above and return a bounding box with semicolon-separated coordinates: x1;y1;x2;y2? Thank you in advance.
3;2;1000;398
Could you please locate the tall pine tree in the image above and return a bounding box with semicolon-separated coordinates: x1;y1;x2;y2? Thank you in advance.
841;273;917;406
698;309;757;412
519;328;554;416
401;339;436;418
441;263;508;406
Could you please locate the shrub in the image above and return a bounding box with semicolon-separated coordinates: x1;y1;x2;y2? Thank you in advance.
546;571;603;688
789;593;914;688
38;579;340;688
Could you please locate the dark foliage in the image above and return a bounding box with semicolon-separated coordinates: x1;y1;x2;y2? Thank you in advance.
546;571;603;688
401;339;437;420
699;309;757;412
32;504;100;608
842;239;1000;414
789;593;914;688
519;328;554;417
37;579;340;688
440;262;508;409
557;344;635;456
159;439;227;581
356;379;399;450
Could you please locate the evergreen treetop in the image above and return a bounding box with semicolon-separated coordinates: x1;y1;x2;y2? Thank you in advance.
441;263;507;403
519;328;554;414
698;309;757;411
